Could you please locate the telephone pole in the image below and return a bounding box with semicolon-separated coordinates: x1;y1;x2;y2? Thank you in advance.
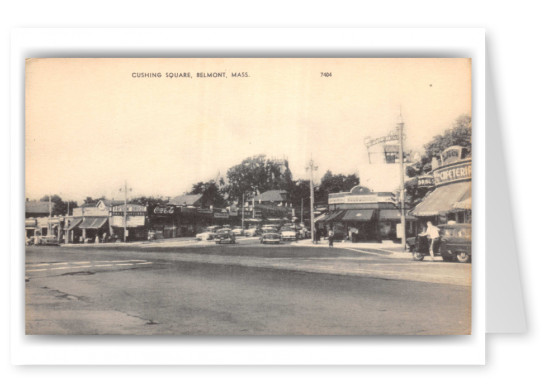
306;157;318;244
397;114;406;249
123;180;128;242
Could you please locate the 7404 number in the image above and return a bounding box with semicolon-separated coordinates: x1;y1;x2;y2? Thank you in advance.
320;72;332;77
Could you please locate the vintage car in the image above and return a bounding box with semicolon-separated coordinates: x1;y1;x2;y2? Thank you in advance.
407;223;471;263
439;223;472;263
36;235;60;246
214;228;236;244
231;226;244;236
280;227;298;241
244;226;261;237
195;226;221;241
259;228;281;244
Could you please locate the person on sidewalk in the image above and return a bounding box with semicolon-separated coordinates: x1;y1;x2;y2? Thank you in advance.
421;221;440;261
328;228;334;247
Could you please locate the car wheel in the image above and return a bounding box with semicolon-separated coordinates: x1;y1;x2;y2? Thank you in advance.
456;252;471;263
412;251;425;262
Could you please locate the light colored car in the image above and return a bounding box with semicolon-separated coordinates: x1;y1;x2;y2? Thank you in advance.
260;229;281;244
244;227;260;237
195;226;220;241
231;227;244;236
280;228;298;241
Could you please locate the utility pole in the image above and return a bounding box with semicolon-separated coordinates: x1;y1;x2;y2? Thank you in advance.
397;114;406;250
241;193;245;229
306;157;318;244
123;181;128;242
301;198;304;225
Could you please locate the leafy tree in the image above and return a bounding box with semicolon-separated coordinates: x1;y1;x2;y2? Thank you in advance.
315;171;360;205
405;114;472;206
82;196;104;205
190;180;226;208
224;155;294;202
40;194;78;216
130;196;168;206
424;114;472;160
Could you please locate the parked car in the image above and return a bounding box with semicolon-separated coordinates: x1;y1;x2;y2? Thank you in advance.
439;223;472;263
260;228;281;244
244;226;260;237
231;226;244;236
280;227;298;241
407;223;471;263
214;229;236;244
195;226;221;241
36;235;60;246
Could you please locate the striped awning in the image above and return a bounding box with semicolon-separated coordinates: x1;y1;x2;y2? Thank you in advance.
65;218;82;231
412;182;471;217
79;217;107;229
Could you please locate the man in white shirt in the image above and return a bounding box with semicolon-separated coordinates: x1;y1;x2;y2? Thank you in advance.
425;221;440;261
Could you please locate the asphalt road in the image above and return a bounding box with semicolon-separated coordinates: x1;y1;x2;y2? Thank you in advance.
25;242;471;335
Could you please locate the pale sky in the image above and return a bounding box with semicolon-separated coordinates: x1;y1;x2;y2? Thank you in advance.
25;58;471;202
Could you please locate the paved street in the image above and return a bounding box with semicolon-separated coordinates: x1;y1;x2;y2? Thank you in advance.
25;240;471;335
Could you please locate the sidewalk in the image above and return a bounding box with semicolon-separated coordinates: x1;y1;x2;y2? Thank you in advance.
290;238;441;261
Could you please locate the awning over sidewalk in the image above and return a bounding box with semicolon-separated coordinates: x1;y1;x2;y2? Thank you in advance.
452;196;472;210
379;209;417;221
341;209;374;222
411;182;471;217
65;218;82;231
324;210;346;223
79;217;107;229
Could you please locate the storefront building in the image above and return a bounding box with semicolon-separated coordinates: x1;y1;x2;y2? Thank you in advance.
411;146;472;225
321;185;416;242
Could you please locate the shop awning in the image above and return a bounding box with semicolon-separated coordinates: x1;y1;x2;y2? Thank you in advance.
314;214;328;223
379;209;417;221
341;209;374;222
453;197;472;210
411;182;471;217
323;210;346;223
65;218;82;231
79;217;107;229
25;218;37;228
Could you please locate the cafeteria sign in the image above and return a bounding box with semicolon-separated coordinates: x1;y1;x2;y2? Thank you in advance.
433;160;472;186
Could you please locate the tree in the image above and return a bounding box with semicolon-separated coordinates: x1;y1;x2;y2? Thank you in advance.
424;114;472;160
224;155;294;202
40;194;78;216
130;196;168;206
315;171;360;205
405;114;472;206
190;180;226;208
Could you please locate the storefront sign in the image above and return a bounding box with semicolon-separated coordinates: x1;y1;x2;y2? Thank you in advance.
433;160;472;186
329;194;386;204
111;215;146;227
213;212;229;219
364;133;400;148
418;175;434;188
153;205;175;214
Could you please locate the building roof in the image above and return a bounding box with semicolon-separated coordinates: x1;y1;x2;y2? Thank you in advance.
100;199;125;207
253;190;288;203
25;201;50;215
170;194;203;206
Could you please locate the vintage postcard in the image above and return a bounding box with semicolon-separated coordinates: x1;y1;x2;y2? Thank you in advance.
25;58;472;335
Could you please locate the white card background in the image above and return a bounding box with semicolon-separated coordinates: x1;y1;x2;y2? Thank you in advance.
10;27;486;365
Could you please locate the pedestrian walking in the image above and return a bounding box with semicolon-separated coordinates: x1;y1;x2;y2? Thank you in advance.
328;228;334;247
